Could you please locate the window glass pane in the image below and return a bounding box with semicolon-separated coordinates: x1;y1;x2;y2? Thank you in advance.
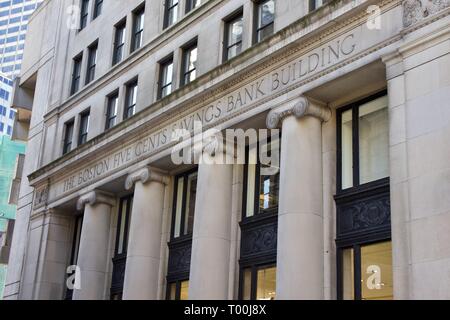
361;241;393;300
246;147;257;217
183;172;197;235
256;266;276;300
342;248;354;300
168;283;177;300
242;268;252;300
117;199;128;254
180;280;189;300
228;18;243;44
174;178;184;238
359;96;389;185
341;109;353;189
258;142;279;212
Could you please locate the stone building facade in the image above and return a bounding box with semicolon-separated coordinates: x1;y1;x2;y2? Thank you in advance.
3;0;450;300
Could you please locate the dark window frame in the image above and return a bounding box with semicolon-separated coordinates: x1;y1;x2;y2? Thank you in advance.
70;53;83;95
85;41;98;85
123;79;138;120
131;5;145;53
92;0;103;19
105;90;119;130
78;110;90;146
63;120;75;155
112;19;127;66
253;0;275;44
79;0;90;30
185;0;200;14
180;39;198;87
170;168;198;240
166;279;189;300
238;262;276;300
309;0;329;12
223;9;244;62
336;89;388;194
164;0;179;29
158;55;174;99
65;214;84;300
335;90;392;300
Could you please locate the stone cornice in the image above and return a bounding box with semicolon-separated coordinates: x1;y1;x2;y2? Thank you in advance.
267;96;331;129
76;190;116;211
125;167;169;191
29;0;403;185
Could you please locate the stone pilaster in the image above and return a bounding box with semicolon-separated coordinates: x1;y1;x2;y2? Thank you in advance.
267;96;331;300
72;191;115;300
122;167;168;300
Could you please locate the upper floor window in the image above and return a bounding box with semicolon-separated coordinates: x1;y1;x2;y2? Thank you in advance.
310;0;328;11
85;42;98;85
255;0;275;43
63;120;74;155
181;41;197;86
105;91;119;130
79;0;90;30
159;56;174;99
131;6;145;53
164;0;179;29
337;92;389;191
224;12;243;62
244;139;280;218
78;111;90;146
124;80;138;120
185;0;201;14
113;20;126;65
93;0;103;19
70;54;83;95
171;170;198;239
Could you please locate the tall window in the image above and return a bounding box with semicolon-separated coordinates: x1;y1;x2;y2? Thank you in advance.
181;41;197;86
124;80;138;119
185;0;201;13
113;20;126;65
159;57;173;99
105;91;119;130
336;91;392;300
85;42;98;85
224;12;243;62
70;54;82;95
111;195;133;300
255;0;275;43
338;93;389;191
78;111;90;146
167;280;189;300
241;265;276;300
244;140;280;218
164;0;179;28
65;215;83;300
63;120;74;155
131;6;145;53
171;170;198;239
93;0;103;19
79;0;89;30
240;137;280;300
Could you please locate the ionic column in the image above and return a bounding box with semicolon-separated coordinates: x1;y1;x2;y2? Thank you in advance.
267;96;331;300
73;191;115;300
122;167;168;300
189;139;234;300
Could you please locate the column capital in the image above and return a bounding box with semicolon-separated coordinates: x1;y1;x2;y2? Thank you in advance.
76;190;115;211
125;167;169;191
266;96;331;129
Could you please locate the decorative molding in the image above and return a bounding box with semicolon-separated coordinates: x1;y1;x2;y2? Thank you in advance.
33;185;49;209
125;167;169;190
241;223;278;259
403;0;450;27
76;190;115;211
110;256;126;294
266;96;331;129
167;241;192;277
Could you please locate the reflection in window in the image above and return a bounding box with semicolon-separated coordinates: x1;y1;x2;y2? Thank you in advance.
242;265;276;300
159;57;174;98
255;0;275;43
181;42;198;86
224;14;243;61
172;170;198;239
167;280;189;300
